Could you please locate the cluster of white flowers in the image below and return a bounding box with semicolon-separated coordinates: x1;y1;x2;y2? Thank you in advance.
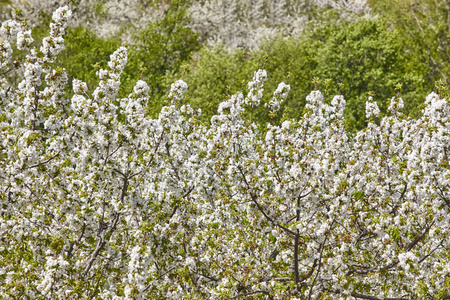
72;79;88;94
41;6;72;63
0;40;12;69
0;18;25;69
168;79;188;102
388;95;404;114
267;81;290;111
365;95;380;118
2;0;169;40
92;46;127;104
133;79;149;97
188;0;370;49
16;30;33;50
245;69;268;106
1;6;450;300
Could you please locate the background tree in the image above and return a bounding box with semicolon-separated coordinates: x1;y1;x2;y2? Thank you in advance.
369;0;450;86
177;13;427;131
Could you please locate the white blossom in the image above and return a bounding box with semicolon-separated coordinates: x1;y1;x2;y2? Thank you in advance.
1;6;449;300
168;79;188;102
366;96;380;118
16;30;34;50
72;79;88;94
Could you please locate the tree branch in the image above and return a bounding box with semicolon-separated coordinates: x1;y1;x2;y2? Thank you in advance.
237;165;296;237
230;290;270;299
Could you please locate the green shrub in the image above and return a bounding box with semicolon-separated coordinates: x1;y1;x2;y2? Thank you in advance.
177;13;428;131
